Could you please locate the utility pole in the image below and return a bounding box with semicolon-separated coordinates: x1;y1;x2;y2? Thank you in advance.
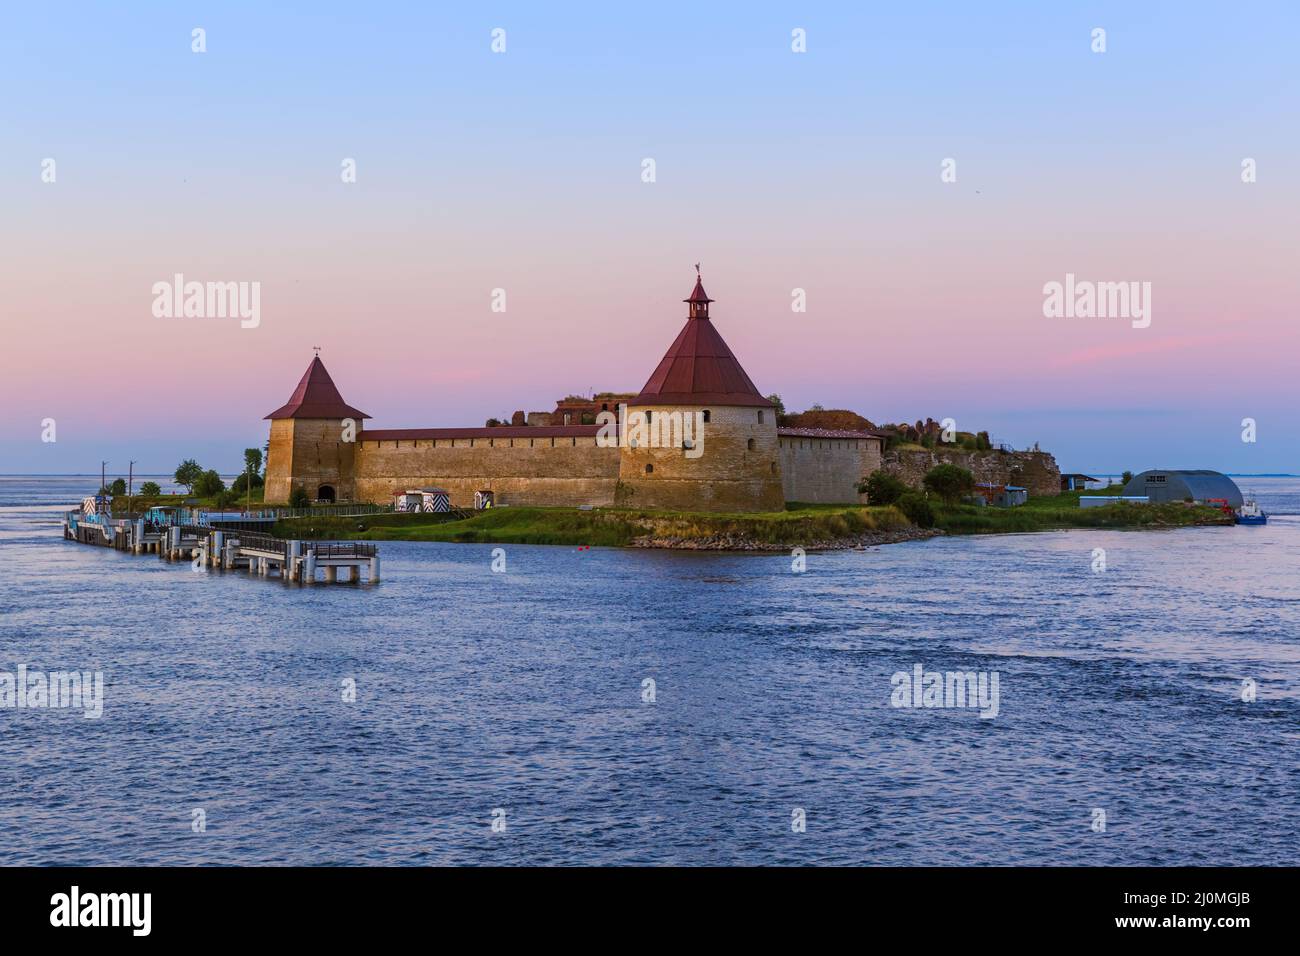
128;460;136;517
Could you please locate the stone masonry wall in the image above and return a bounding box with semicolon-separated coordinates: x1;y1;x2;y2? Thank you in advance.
780;436;884;504
354;435;620;508
881;448;1061;497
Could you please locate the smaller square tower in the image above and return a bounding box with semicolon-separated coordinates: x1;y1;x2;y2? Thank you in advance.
263;354;370;503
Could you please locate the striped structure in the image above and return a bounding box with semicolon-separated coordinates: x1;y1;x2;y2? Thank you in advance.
394;488;451;513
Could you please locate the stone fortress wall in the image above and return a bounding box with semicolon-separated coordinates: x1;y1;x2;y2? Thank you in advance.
780;433;885;504
353;433;620;509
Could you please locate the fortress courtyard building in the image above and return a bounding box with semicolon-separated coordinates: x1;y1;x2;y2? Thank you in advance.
264;274;886;511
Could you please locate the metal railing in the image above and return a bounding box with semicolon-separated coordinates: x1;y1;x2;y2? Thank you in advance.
226;531;373;560
310;542;377;559
267;503;395;519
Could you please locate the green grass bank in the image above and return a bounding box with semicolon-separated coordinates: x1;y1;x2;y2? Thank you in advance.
268;489;1231;550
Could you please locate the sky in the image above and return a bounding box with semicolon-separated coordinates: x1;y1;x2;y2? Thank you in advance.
1;1;1297;476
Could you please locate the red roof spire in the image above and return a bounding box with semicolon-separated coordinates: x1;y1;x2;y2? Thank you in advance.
684;262;714;312
632;272;771;408
264;355;371;420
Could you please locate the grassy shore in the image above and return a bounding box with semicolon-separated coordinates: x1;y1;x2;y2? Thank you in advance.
931;488;1234;535
273;503;917;549
268;489;1231;550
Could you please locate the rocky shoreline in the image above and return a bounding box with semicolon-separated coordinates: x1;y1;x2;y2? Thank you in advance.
629;526;941;552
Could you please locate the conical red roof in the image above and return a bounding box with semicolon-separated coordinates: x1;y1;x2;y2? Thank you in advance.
264;356;370;420
684;275;713;304
632;278;772;408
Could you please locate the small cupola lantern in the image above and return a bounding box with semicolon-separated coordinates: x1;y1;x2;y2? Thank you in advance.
684;263;714;319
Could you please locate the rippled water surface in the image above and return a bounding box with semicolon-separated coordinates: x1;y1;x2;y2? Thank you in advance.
1;476;1297;865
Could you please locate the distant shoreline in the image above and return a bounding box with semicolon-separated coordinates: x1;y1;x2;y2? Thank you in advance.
6;472;1298;479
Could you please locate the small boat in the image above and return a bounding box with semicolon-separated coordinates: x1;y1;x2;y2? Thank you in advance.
1236;499;1268;525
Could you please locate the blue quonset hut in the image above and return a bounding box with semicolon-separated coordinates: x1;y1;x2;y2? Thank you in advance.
1121;470;1242;507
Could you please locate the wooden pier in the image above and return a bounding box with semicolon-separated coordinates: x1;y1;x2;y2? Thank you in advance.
62;513;379;585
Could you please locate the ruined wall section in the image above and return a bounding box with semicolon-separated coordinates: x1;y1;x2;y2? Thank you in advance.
882;448;1061;497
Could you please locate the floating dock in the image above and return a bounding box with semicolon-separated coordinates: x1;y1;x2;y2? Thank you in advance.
61;510;379;584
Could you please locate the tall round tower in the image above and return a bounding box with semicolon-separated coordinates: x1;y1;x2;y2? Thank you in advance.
616;272;784;512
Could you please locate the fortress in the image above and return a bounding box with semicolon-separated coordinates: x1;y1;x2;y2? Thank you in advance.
264;273;994;511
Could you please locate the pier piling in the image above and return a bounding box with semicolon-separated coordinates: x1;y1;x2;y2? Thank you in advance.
62;508;378;588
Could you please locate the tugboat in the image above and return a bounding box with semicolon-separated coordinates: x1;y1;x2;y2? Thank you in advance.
1236;498;1268;525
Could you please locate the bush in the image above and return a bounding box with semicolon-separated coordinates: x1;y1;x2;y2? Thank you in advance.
1121;470;1134;485
896;491;935;528
231;472;264;494
139;481;161;496
193;469;226;497
108;478;127;495
288;486;310;508
923;463;976;502
213;490;239;510
857;469;907;505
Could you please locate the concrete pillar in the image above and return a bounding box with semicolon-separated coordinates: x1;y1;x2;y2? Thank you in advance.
289;541;302;583
369;555;380;584
222;541;234;570
135;519;146;554
324;565;338;583
211;532;224;567
304;550;316;584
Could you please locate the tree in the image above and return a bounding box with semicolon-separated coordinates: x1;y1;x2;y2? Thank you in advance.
139;481;162;496
243;447;263;477
174;459;203;494
922;463;976;503
108;478;127;495
288;486;310;508
1121;470;1134;485
193;469;226;497
766;394;785;417
857;469;907;505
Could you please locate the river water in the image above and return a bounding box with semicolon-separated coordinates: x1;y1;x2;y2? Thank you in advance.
1;476;1296;865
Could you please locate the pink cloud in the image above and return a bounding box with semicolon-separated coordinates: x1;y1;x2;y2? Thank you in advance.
1048;334;1232;370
